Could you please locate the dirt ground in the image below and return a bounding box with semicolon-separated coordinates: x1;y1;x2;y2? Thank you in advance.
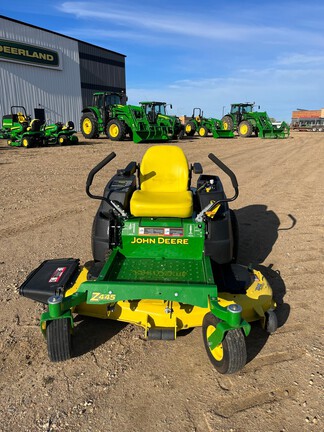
0;131;323;432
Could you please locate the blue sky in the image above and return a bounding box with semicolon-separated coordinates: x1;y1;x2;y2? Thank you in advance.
1;1;324;122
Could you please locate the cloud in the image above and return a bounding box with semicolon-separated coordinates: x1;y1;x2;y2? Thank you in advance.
59;1;323;47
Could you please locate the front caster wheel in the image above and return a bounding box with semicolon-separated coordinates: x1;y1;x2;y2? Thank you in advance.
46;318;72;362
202;313;246;374
265;310;278;334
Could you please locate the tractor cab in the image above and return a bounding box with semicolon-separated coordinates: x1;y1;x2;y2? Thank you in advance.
140;101;183;139
230;103;255;124
140;101;170;123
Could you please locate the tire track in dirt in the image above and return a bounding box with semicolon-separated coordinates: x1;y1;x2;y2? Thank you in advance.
0;205;87;239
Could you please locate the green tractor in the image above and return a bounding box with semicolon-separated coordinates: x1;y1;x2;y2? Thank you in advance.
80;92;170;143
43;121;78;145
139;101;184;139
19;145;278;374
185;108;234;139
5;106;45;148
222;103;290;139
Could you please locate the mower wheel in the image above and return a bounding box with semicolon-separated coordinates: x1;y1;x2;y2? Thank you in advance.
185;121;196;136
202;313;246;374
58;135;68;145
80;113;99;139
22;137;31;148
106;119;126;141
46;318;72;362
222;115;234;131
238;120;253;137
198;126;208;137
265;310;278;334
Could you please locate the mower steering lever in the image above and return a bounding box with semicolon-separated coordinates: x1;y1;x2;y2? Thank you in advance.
208;153;238;192
86;152;116;199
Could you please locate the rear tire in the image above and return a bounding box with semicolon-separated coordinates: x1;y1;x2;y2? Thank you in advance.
238;120;253;137
47;318;72;362
202;313;246;374
222;115;234;131
58;135;68;145
185;121;196;136
80;113;99;139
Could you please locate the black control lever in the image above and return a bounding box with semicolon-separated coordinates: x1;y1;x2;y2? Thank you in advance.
86;152;116;200
195;154;239;222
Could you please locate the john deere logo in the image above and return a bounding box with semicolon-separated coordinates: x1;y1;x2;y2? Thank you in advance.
0;39;60;68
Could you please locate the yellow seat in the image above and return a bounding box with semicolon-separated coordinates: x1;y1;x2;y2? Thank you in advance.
130;146;193;218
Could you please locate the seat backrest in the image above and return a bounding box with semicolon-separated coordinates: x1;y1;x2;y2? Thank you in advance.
140;146;189;192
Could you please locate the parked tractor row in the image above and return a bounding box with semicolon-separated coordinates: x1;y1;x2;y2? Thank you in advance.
0;98;290;148
0;106;78;148
80;93;290;143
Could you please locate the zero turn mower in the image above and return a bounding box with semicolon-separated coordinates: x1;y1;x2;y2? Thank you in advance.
20;146;277;374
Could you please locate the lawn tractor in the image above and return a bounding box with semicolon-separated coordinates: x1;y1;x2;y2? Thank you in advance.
6;106;45;148
43;121;78;145
80;92;170;143
185;108;234;139
19;145;277;374
139;101;184;139
222;103;290;138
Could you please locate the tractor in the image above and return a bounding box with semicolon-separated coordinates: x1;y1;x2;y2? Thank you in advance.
19;145;278;374
139;101;184;139
5;106;45;148
222;103;290;138
80;91;125;139
80;92;170;143
185;108;234;139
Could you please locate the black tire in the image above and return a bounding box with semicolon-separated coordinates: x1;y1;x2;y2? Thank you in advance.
265;310;278;334
238;120;253;137
198;126;208;137
47;318;72;362
80;113;99;139
230;209;239;263
106;119;126;141
22;136;31;148
222;115;234;131
202;312;246;374
58;135;68;145
178;128;185;140
185;121;196;136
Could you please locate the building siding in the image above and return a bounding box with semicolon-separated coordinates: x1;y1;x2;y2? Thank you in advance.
0;16;126;130
0;17;83;128
78;41;126;107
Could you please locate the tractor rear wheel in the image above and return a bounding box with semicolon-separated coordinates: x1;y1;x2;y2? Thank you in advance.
106;119;126;141
80;113;99;139
238;120;253;137
222;115;234;131
185;121;196;136
198;126;208;137
47;318;72;362
202;313;246;374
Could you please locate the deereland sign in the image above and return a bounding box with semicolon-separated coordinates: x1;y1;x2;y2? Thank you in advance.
0;39;61;69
